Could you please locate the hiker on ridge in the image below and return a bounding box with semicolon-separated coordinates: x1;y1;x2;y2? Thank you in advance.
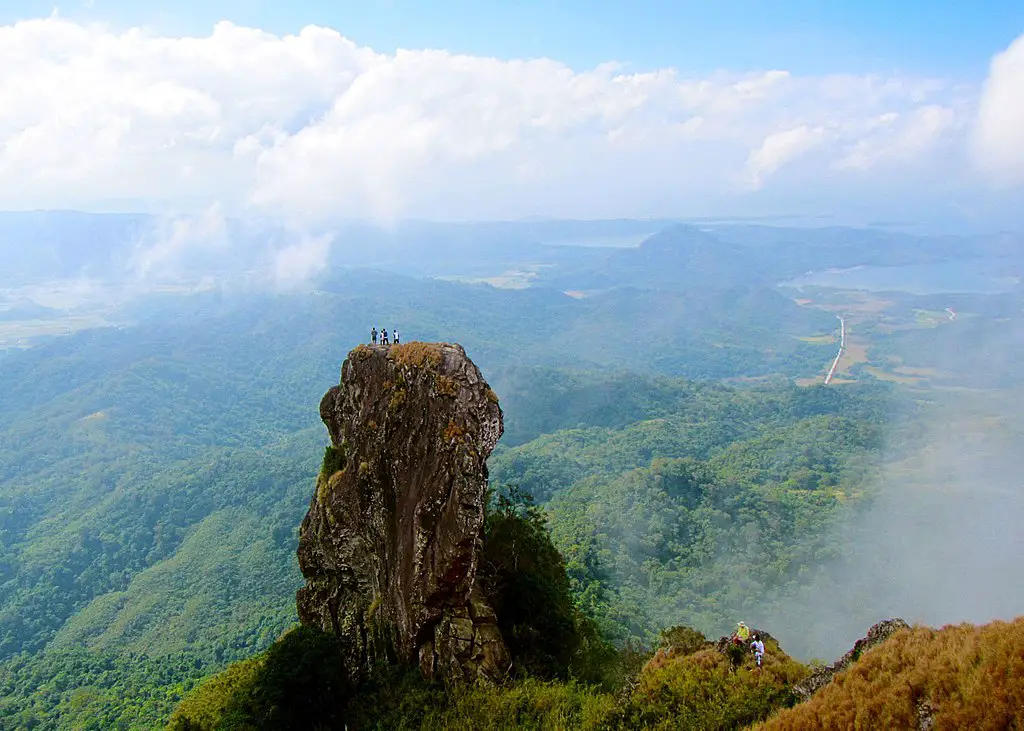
371;327;377;344
751;634;765;667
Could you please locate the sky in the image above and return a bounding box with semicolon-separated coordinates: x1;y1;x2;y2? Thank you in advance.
0;1;1022;225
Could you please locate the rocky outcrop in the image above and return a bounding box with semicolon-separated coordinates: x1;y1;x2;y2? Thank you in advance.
794;618;910;701
296;342;510;685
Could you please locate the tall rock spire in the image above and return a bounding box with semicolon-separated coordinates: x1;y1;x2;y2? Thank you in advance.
297;342;509;684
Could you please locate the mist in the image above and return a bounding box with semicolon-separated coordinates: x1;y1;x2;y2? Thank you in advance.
0;208;343;304
770;379;1024;661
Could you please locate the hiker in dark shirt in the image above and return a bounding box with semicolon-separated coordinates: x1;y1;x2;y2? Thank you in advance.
371;327;377;344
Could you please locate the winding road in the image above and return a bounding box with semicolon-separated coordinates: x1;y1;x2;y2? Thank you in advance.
824;315;845;385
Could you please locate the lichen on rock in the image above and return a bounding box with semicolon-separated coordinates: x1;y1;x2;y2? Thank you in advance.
296;342;510;685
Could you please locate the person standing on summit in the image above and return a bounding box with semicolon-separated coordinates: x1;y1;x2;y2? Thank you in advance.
371;327;377;344
381;327;389;345
394;329;400;344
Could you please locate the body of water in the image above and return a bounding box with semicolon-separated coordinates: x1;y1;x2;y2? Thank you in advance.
781;258;1020;295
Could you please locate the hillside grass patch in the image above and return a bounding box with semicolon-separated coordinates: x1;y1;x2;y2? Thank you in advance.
757;617;1024;730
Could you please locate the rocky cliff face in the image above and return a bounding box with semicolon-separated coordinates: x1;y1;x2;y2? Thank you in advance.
296;342;510;684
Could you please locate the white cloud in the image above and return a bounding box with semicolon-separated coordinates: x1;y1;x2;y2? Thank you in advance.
834;105;959;172
743;125;827;190
0;16;1016;223
973;34;1024;186
272;232;332;289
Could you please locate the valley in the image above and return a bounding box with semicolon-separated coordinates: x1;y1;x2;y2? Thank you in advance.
0;217;1022;728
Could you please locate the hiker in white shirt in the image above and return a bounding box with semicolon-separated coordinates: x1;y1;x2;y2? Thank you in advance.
751;635;765;667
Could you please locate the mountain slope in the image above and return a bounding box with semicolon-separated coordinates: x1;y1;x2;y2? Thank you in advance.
757;617;1024;730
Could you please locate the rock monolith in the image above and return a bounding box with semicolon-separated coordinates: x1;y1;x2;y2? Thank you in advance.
296;342;510;684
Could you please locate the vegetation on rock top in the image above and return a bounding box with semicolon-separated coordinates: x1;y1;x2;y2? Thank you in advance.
388;342;445;370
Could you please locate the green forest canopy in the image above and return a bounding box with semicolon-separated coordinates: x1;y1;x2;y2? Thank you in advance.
0;283;903;728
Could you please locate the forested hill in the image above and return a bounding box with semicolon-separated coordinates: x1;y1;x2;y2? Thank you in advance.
490;378;893;650
0;240;963;728
0;310;898;728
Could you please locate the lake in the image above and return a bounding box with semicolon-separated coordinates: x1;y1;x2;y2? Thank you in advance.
780;258;1020;295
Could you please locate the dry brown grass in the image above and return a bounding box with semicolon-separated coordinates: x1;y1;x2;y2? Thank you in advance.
757;617;1024;730
389;342;443;369
444;420;466;443
435;374;460;397
350;344;376;360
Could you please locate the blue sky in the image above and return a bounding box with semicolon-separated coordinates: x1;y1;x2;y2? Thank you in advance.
5;0;1024;77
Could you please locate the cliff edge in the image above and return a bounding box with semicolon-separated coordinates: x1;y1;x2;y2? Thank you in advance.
296;342;509;684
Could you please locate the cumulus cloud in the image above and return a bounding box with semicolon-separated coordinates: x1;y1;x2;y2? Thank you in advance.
835;105;959;172
0;16;1014;223
973;34;1024;186
743;125;827;190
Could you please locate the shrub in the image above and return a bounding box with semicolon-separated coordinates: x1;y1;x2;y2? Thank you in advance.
166;656;264;730
344;664;445;730
167;626;350;730
756;617;1024;730
661;625;710;657
321;443;346;477
420;677;616;730
479;487;591;681
611;638;809;731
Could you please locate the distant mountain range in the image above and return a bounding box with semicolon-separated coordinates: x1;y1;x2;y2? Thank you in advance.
2;211;1021;291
